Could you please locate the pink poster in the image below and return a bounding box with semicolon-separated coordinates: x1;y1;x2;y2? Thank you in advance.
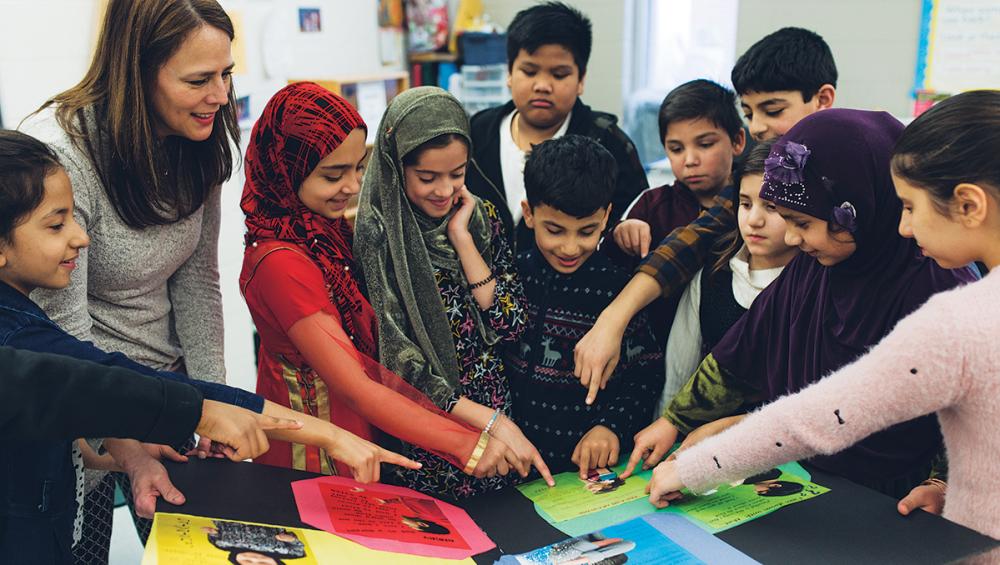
291;476;494;559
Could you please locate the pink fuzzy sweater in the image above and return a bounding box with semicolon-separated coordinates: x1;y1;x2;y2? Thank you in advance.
676;268;1000;540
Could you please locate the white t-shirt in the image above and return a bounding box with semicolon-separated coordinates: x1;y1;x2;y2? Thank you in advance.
498;110;573;223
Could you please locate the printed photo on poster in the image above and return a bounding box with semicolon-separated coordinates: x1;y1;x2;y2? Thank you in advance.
298;7;321;33
148;513;319;565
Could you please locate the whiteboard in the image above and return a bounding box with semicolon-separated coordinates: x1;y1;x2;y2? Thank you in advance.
914;0;1000;93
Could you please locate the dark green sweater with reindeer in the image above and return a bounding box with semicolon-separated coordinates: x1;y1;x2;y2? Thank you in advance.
506;247;664;473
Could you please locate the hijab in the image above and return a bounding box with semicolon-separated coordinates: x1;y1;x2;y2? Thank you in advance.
712;109;976;481
241;81;376;355
354;87;496;407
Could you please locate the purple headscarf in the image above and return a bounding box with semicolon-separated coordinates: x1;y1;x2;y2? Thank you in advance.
712;109;976;484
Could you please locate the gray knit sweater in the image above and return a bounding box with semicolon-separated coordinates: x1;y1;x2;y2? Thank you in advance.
23;110;227;384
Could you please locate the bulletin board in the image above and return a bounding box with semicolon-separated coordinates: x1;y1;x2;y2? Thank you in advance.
913;0;1000;94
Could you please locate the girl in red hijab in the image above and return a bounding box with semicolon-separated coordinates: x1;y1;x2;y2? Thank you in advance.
240;82;517;479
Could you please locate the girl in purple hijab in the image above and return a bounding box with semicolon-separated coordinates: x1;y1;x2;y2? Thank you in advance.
623;109;976;499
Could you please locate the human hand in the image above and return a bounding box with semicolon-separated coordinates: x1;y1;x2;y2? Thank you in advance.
573;313;625;405
620;418;679;478
447;185;477;242
490;415;555;486
667;415;745;461
646;459;684;509
193;400;303;461
572;425;620;479
897;481;946;516
106;439;186;518
325;427;421;483
142;442;189;463
613;219;652;257
470;435;516;479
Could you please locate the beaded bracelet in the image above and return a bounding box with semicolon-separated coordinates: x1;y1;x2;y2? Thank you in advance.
484;409;502;435
463;430;490;474
468;272;496;290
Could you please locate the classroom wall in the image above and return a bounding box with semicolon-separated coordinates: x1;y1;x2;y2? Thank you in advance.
735;0;923;118
480;0;627;119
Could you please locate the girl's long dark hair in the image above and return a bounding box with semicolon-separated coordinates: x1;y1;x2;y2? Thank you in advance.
711;139;775;274
37;0;240;229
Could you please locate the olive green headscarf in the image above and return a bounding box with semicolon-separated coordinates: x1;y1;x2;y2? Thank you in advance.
354;87;497;408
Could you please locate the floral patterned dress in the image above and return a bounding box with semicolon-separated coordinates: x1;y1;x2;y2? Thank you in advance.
392;201;527;499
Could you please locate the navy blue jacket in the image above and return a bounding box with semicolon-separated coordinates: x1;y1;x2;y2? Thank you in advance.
0;280;262;564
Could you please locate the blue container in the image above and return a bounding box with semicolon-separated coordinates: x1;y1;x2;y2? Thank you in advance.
459;32;507;65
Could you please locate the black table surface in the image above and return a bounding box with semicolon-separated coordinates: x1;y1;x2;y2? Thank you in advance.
157;459;998;564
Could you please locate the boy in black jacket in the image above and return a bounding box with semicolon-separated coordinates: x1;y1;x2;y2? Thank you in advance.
465;1;647;251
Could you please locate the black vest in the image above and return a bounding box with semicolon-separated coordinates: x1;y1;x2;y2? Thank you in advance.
698;267;747;356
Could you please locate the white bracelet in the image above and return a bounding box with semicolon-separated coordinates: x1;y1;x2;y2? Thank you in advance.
484;409;501;435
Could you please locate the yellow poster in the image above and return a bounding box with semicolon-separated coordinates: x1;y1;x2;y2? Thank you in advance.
143;513;475;564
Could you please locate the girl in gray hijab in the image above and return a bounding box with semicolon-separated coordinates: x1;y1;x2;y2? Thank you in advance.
356;87;553;498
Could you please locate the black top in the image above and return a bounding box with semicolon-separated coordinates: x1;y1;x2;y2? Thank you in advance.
466;99;649;252
0;346;203;443
698;267;748;356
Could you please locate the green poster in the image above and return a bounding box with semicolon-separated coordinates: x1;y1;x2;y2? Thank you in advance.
518;462;827;536
516;466;649;522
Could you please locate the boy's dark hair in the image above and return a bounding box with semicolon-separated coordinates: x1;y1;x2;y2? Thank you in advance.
711;139;776;274
506;2;592;76
0;130;62;242
658;79;743;143
731;27;838;102
524;135;617;218
892;90;1000;215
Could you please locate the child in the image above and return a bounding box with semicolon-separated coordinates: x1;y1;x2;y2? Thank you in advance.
0;129;414;563
465;1;647;251
355;87;553;499
574;27;838;405
508;134;663;476
659;139;796;410
733;27;837;143
648;91;1000;541
610;79;746;262
623;110;976;504
240;82;511;480
607;79;746;345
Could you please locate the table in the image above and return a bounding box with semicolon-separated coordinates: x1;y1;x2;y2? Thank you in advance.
157;459;998;564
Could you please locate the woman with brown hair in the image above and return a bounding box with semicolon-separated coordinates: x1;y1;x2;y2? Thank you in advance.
21;0;242;560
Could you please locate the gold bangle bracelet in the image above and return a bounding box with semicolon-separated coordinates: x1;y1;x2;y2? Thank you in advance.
463;431;490;474
921;478;948;494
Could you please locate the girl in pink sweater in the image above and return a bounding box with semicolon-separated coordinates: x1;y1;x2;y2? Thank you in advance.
648;90;1000;541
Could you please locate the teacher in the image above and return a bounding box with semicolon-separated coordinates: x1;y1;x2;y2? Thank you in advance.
23;0;240;561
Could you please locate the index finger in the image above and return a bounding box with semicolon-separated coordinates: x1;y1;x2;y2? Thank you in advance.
640;233;650;258
257;415;304;431
620;446;645;479
534;452;555;486
380;448;422;470
577;446;591;480
585;371;603;405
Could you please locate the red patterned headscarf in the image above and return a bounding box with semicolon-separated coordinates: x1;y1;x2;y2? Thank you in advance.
241;82;376;355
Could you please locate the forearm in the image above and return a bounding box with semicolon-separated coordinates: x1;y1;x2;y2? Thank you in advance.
450;396;495;429
598;273;662;334
663;354;757;435
451;232;496;310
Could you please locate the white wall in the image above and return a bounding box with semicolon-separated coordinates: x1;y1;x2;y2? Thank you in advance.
735;0;923;118
0;0;395;393
480;0;627;119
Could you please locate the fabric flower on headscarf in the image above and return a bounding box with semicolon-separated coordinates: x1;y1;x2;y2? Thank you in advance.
831;201;858;233
764;141;811;186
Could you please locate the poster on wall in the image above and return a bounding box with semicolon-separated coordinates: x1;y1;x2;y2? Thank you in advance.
912;0;1000;113
405;0;449;52
298;7;322;33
